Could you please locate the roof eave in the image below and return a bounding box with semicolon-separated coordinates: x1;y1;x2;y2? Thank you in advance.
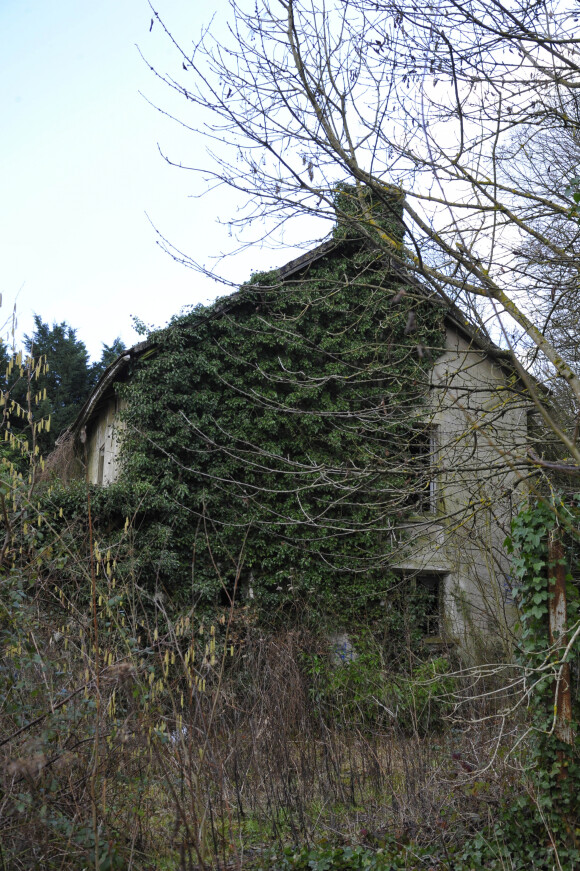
55;340;152;446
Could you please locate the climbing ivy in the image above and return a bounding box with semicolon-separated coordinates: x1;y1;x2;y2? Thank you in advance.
112;210;444;619
39;195;443;626
504;495;580;867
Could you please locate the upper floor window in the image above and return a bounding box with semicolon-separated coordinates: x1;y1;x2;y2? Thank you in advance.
406;424;438;514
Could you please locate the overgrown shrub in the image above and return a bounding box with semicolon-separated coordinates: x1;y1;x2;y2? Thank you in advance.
303;630;454;733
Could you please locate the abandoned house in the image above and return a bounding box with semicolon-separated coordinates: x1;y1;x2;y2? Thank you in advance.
57;211;530;653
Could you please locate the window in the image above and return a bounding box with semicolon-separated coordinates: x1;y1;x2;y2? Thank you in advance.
416;573;442;636
97;444;105;485
407;424;438;514
392;571;444;637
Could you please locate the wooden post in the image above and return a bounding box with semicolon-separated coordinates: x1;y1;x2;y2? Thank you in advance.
547;529;574;747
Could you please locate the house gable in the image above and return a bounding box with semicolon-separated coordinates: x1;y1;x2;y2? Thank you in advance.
54;237;530;649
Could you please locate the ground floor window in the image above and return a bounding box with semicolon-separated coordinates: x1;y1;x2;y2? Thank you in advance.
415;573;443;636
97;444;105;485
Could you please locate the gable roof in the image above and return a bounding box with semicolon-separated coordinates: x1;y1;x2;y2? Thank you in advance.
276;238;513;364
58;238;514;447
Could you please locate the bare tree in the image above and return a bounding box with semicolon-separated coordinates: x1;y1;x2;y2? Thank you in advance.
144;0;580;471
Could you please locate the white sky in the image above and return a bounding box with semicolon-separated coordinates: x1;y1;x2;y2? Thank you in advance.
1;0;293;361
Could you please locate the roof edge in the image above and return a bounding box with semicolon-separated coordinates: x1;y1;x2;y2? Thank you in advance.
58;242;521;447
55;340;153;447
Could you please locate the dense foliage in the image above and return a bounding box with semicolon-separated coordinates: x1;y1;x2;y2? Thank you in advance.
504;496;580;867
3;258;579;870
1;319;125;458
112;216;444;617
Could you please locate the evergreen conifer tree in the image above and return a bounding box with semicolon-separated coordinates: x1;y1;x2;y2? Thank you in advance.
90;338;126;385
24;316;92;452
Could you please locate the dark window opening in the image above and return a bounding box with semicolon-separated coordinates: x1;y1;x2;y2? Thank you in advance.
406;425;438;514
416;573;442;636
97;444;105;486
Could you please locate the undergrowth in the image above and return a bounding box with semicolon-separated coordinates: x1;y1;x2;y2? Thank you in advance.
0;514;527;871
1;435;578;868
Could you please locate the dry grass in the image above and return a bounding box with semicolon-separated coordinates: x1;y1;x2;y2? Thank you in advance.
0;594;525;871
39;434;82;483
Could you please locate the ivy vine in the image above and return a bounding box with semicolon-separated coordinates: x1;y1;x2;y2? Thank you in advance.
104;202;446;621
505;495;580;867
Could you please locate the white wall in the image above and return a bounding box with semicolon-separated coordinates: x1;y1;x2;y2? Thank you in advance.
392;324;528;654
85;398;125;486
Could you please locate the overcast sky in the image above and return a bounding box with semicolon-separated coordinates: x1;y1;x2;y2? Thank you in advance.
1;0;293;360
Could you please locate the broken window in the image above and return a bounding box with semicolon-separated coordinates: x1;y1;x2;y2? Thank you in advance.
390;571;444;638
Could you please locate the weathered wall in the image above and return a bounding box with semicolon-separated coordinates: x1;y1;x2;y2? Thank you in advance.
82;323;528;653
85;398;125;486
392;323;528;654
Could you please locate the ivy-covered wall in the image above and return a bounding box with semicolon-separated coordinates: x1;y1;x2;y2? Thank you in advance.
42;194;533;650
111;226;445;616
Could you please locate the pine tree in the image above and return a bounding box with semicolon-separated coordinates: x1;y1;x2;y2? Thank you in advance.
0;340;12;460
24;316;92;452
90;338;126;385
